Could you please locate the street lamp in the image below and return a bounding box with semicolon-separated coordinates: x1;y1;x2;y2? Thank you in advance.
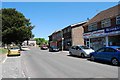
62;38;64;51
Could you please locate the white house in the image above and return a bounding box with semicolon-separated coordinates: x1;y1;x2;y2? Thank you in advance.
22;39;37;47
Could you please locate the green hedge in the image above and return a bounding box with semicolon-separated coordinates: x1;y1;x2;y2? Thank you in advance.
0;48;8;54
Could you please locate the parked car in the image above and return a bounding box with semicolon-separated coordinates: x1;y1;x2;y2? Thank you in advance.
49;46;59;52
21;46;30;51
41;45;48;50
69;45;94;57
89;46;120;66
7;47;20;56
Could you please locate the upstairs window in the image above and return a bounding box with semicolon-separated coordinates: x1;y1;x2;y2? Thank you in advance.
63;29;66;34
67;28;71;32
116;16;120;25
101;18;111;28
88;22;97;31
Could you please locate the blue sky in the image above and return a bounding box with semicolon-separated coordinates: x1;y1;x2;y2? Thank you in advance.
2;2;118;40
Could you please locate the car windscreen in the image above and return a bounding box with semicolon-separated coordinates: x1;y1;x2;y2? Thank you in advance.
10;47;19;50
80;46;90;49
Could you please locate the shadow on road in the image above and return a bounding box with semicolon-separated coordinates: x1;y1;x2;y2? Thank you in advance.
67;54;120;67
67;55;88;59
7;55;21;57
87;59;120;67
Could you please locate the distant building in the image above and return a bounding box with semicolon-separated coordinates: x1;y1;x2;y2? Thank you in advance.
22;39;37;46
83;4;120;50
48;30;62;50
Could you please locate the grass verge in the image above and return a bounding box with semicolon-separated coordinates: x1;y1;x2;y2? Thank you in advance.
0;48;8;54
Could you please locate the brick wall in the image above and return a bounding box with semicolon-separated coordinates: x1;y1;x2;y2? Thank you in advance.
72;26;84;46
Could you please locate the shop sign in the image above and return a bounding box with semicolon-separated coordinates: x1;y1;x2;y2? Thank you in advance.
105;26;120;33
91;30;105;37
83;29;105;38
83;32;91;38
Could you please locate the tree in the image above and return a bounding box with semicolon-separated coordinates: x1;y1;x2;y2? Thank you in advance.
34;38;48;46
2;8;34;47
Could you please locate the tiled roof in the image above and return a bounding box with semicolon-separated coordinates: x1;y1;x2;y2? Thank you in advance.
84;4;120;26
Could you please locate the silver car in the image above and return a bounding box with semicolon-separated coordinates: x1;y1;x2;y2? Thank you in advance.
69;45;94;57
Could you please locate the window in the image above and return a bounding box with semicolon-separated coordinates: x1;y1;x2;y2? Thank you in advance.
76;46;81;50
116;16;120;25
101;18;111;28
105;48;116;52
67;28;71;32
64;29;66;33
80;46;90;49
97;48;105;52
71;46;76;49
88;22;97;31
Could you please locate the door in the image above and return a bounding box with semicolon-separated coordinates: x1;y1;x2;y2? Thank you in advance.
75;46;82;56
95;48;106;60
103;48;117;61
70;46;76;55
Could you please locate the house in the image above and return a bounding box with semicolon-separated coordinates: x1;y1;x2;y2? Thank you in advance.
83;4;120;50
49;21;86;51
22;39;37;47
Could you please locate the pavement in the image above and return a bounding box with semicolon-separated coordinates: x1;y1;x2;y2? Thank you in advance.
0;54;7;63
1;47;119;79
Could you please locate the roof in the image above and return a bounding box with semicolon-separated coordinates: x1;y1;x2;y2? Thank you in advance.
84;4;120;26
71;21;87;28
49;30;62;36
62;21;87;30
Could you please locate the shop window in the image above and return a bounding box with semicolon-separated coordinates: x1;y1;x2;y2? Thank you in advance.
116;16;120;25
101;18;111;28
88;22;97;31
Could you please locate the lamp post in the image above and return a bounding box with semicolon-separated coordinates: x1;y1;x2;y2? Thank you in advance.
62;38;64;51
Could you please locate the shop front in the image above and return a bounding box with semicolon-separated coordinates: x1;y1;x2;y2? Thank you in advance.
83;26;120;50
83;29;106;50
105;26;120;46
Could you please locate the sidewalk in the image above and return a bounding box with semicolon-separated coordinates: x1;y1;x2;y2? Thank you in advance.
0;54;7;63
60;51;69;54
2;56;23;78
0;48;8;63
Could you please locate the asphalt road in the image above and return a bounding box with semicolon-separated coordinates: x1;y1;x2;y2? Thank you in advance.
2;47;119;78
21;47;118;78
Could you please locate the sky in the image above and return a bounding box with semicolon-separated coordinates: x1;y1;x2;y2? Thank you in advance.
2;2;118;40
2;0;120;2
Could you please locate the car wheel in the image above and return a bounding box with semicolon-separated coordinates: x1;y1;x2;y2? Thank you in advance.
81;53;85;58
90;55;95;61
111;58;119;66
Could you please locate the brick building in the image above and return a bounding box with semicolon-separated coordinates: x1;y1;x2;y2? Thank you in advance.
71;22;86;46
48;30;63;50
62;25;72;50
83;4;120;50
49;21;86;51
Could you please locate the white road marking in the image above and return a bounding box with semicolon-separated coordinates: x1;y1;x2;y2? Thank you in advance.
2;57;7;64
22;70;26;78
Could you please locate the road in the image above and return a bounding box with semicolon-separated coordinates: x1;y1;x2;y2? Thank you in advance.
2;47;119;78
